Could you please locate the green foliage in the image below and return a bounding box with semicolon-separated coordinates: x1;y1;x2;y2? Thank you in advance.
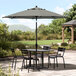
24;31;35;40
26;44;41;49
51;43;59;49
0;48;8;57
49;18;66;35
61;42;68;46
64;4;76;21
7;50;13;57
0;23;9;41
0;41;11;50
69;44;76;50
11;42;26;49
0;67;7;76
15;49;22;56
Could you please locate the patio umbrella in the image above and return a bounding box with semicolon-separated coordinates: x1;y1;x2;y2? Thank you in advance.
3;6;65;68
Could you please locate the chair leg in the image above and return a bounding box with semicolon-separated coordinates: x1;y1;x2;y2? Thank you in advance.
12;57;14;68
26;59;27;68
14;58;17;70
56;57;58;67
63;57;65;68
54;58;55;69
21;59;24;71
48;57;50;68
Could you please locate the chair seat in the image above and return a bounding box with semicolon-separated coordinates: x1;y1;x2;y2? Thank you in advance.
33;58;39;61
57;54;63;57
23;57;34;60
49;55;57;58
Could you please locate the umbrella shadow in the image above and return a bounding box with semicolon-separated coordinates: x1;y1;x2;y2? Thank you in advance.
38;63;76;71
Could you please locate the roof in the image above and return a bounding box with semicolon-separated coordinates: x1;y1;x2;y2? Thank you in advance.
63;20;76;26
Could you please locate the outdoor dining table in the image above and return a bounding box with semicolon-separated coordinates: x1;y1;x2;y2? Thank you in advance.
22;49;50;69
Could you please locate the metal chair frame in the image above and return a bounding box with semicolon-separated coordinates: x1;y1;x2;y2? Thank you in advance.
48;47;65;69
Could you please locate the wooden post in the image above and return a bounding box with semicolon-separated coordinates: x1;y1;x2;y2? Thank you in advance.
71;26;74;44
62;27;64;43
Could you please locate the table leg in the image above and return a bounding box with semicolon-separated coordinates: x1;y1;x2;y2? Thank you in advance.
29;51;31;67
41;52;44;68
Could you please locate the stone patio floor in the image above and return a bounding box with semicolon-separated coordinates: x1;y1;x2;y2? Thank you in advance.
0;50;76;76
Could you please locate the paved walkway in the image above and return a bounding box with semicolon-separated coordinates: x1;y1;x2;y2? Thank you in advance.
0;50;76;76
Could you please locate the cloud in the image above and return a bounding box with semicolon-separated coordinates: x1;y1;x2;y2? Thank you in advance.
54;3;73;15
17;19;51;28
54;6;65;15
17;19;35;28
0;14;15;25
67;3;73;9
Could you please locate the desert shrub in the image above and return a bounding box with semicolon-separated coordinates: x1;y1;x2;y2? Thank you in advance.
61;42;68;46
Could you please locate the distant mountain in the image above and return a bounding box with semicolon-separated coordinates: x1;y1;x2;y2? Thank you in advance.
8;24;34;32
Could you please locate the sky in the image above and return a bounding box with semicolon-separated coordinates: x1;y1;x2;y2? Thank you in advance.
0;0;76;29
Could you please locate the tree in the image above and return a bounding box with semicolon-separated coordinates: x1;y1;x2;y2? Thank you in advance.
38;24;50;35
49;18;66;34
64;4;76;21
0;23;9;42
0;23;11;49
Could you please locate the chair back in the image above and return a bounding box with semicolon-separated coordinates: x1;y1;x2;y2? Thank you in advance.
10;48;14;53
10;48;16;57
43;46;50;50
57;47;65;56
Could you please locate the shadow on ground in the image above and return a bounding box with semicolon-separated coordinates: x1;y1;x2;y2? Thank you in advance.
25;63;76;72
0;60;76;72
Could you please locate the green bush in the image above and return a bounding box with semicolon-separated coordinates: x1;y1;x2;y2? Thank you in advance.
0;42;11;49
51;43;59;49
0;49;8;57
0;41;11;50
7;50;13;57
61;42;68;46
69;44;76;50
51;43;59;47
15;49;22;56
27;44;41;49
11;42;26;49
46;34;60;40
0;67;7;76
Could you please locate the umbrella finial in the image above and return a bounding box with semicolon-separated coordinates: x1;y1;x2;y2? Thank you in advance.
36;6;38;8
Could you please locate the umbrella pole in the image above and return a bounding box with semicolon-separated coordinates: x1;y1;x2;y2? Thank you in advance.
36;16;37;68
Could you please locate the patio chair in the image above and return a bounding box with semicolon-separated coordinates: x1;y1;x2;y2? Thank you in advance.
48;47;65;69
11;48;39;72
21;50;39;72
10;48;17;70
42;46;51;68
57;47;65;68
